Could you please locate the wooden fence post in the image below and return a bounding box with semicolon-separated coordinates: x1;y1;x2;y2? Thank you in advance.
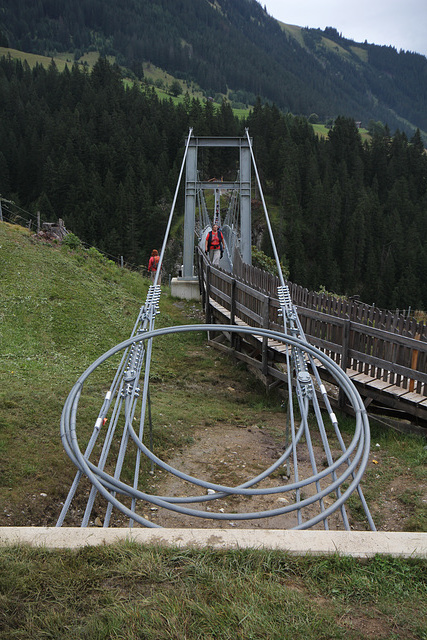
205;265;211;326
230;277;236;325
198;253;206;308
262;295;269;376
230;277;236;349
339;319;350;409
409;333;421;393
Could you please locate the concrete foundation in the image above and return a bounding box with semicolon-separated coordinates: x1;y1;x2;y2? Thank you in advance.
170;277;201;300
1;528;426;558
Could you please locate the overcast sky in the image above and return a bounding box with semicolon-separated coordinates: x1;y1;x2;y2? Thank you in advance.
261;0;427;57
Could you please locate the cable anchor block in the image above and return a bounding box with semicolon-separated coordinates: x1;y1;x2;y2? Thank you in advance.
296;369;313;399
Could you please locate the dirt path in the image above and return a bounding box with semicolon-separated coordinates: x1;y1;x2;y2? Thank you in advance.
4;413;425;531
134;420;364;531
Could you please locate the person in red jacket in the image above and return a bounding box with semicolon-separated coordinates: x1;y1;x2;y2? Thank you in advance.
205;224;224;266
148;249;161;284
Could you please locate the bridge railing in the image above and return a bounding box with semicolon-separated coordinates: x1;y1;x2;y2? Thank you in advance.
198;250;427;401
232;250;427;340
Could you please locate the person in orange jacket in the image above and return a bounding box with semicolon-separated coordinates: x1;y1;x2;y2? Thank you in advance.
148;249;161;284
205;224;224;266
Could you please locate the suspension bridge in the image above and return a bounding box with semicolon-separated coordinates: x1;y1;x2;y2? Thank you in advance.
57;128;381;532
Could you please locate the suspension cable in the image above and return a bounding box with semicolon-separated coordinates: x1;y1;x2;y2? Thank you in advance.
245;128;286;288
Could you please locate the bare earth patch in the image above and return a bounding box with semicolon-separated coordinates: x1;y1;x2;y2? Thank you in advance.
117;419;425;532
2;412;425;531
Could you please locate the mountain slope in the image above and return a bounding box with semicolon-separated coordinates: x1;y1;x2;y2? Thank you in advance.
1;0;426;138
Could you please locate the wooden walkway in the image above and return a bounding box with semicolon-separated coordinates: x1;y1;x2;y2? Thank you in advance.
207;299;427;425
345;369;427;422
200;258;427;427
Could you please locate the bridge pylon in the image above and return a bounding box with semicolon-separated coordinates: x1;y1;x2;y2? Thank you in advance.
171;135;252;300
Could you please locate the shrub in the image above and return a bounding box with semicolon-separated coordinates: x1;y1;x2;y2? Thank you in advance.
87;246;107;263
251;246;289;279
62;232;83;250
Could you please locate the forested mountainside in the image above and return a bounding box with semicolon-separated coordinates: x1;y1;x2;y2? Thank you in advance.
1;56;426;310
0;0;427;139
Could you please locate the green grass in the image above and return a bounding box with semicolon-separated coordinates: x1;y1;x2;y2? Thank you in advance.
0;46;72;71
312;123;331;138
278;22;305;47
0;543;425;639
350;46;369;62
346;418;427;531
312;123;371;141
320;35;355;60
0;224;178;504
231;106;251;118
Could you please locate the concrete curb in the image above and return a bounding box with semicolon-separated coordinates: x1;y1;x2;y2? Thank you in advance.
1;528;426;558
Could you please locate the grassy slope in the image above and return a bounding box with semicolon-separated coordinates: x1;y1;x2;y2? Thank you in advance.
0;223;150;508
0;222;278;522
0;46;73;71
312;123;371;141
278;20;365;61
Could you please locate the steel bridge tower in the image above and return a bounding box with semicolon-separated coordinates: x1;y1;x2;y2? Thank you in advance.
171;136;252;299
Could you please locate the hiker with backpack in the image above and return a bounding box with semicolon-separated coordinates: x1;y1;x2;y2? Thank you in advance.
148;249;161;284
205;224;224;266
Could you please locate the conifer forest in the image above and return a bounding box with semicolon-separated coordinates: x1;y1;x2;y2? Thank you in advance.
1;56;426;310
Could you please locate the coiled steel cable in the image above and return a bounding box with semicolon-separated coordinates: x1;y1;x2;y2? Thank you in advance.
59;324;374;530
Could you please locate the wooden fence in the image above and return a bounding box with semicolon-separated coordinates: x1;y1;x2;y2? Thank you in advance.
232;250;427;341
198;250;427;422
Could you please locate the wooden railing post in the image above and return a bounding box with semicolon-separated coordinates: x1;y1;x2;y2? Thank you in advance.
230;277;236;349
230;277;236;325
409;333;421;393
262;295;270;377
205;265;211;325
339;319;350;409
198;252;205;307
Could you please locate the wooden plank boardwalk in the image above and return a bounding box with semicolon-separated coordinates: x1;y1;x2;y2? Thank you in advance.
203;279;427;427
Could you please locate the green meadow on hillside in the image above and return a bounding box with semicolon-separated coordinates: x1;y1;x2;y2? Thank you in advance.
0;46;251;117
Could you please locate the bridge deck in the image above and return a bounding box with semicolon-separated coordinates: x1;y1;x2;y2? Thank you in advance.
208;298;427;426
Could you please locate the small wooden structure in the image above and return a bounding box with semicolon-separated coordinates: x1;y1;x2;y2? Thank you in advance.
39;218;68;240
